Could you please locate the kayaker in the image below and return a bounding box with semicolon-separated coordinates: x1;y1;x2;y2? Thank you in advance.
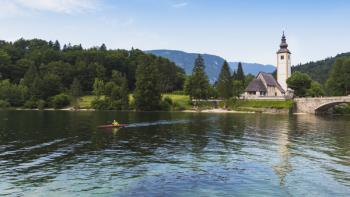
112;120;119;126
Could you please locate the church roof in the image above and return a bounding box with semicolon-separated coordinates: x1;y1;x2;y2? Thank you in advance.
245;72;286;93
258;72;285;93
260;72;277;86
245;79;267;92
277;32;291;54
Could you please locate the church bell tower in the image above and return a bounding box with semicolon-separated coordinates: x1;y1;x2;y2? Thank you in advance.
276;32;291;92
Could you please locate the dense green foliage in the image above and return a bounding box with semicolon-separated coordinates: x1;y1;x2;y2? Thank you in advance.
217;61;233;101
50;93;70;109
292;52;350;84
287;71;312;97
134;57;161;111
185;55;210;100
0;79;28;106
0;38;185;109
234;62;245;82
307;81;325;97
70;78;82;109
325;57;350;96
231;62;246;98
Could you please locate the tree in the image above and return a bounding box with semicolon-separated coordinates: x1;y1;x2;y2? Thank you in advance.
286;71;312;97
23;64;39;87
245;74;255;86
186;55;210;100
134;60;161;111
70;78;82;109
120;76;129;109
0;80;29;106
217;61;232;107
106;72;129;110
232;70;237;80
236;62;245;83
232;80;244;98
307;81;325;97
92;78;105;99
100;43;107;51
326;57;350;96
95;63;106;81
40;73;62;99
53;40;60;51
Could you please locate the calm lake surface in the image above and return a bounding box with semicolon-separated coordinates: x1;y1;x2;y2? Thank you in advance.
0;111;349;197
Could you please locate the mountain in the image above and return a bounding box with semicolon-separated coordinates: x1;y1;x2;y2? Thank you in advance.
292;52;350;84
146;50;275;82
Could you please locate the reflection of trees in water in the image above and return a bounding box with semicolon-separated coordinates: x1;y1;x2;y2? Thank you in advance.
217;114;245;152
185;114;210;156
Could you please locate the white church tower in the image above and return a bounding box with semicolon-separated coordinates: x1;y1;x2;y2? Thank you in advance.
276;32;291;92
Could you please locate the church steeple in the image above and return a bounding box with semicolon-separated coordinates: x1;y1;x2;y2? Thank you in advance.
276;31;292;92
277;32;291;54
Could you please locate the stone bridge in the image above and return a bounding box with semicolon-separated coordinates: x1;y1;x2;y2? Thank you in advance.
294;96;350;114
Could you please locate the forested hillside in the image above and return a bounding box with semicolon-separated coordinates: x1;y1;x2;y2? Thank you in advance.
0;38;185;109
0;39;185;92
292;52;350;84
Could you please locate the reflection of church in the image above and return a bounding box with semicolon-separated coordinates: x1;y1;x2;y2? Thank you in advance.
273;120;292;186
243;32;293;99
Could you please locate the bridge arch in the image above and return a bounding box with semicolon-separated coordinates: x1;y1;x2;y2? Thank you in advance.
314;101;350;114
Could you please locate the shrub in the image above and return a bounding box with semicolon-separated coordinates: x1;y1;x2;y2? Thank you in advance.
37;100;46;110
0;100;10;108
91;98;110;110
172;102;186;111
24;99;38;109
160;97;173;111
50;94;70;109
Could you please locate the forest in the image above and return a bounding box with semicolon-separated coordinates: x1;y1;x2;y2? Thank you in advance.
0;38;185;109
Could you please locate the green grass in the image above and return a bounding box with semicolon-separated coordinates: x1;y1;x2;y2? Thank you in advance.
79;94;191;110
162;94;192;110
79;94;293;111
229;99;294;110
79;95;96;109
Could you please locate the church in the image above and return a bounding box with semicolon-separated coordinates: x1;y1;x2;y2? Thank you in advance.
243;32;292;99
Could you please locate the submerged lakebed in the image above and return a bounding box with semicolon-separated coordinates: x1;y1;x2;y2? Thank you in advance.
0;111;349;196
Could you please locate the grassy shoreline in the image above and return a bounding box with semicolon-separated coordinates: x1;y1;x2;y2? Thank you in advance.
1;94;294;114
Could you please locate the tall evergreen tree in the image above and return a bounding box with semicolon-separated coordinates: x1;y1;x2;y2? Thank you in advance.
134;60;161;111
100;43;107;51
232;70;237;80
186;55;210;100
217;61;233;106
236;62;245;82
53;40;60;51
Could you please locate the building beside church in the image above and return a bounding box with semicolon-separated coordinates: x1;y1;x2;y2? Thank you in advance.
243;32;292;99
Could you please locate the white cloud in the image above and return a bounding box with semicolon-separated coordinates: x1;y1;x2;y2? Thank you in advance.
0;0;26;18
172;2;188;8
0;0;99;17
16;0;98;13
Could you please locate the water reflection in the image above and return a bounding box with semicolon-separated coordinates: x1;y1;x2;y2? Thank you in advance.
0;111;349;196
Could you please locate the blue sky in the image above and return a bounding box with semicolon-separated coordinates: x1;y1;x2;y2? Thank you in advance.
1;0;350;65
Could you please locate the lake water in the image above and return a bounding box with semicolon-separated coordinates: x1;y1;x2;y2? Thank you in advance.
0;111;349;197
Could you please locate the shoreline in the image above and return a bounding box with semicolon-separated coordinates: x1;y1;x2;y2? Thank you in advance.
0;107;292;114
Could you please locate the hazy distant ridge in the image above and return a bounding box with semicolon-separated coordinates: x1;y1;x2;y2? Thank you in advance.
146;49;276;82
